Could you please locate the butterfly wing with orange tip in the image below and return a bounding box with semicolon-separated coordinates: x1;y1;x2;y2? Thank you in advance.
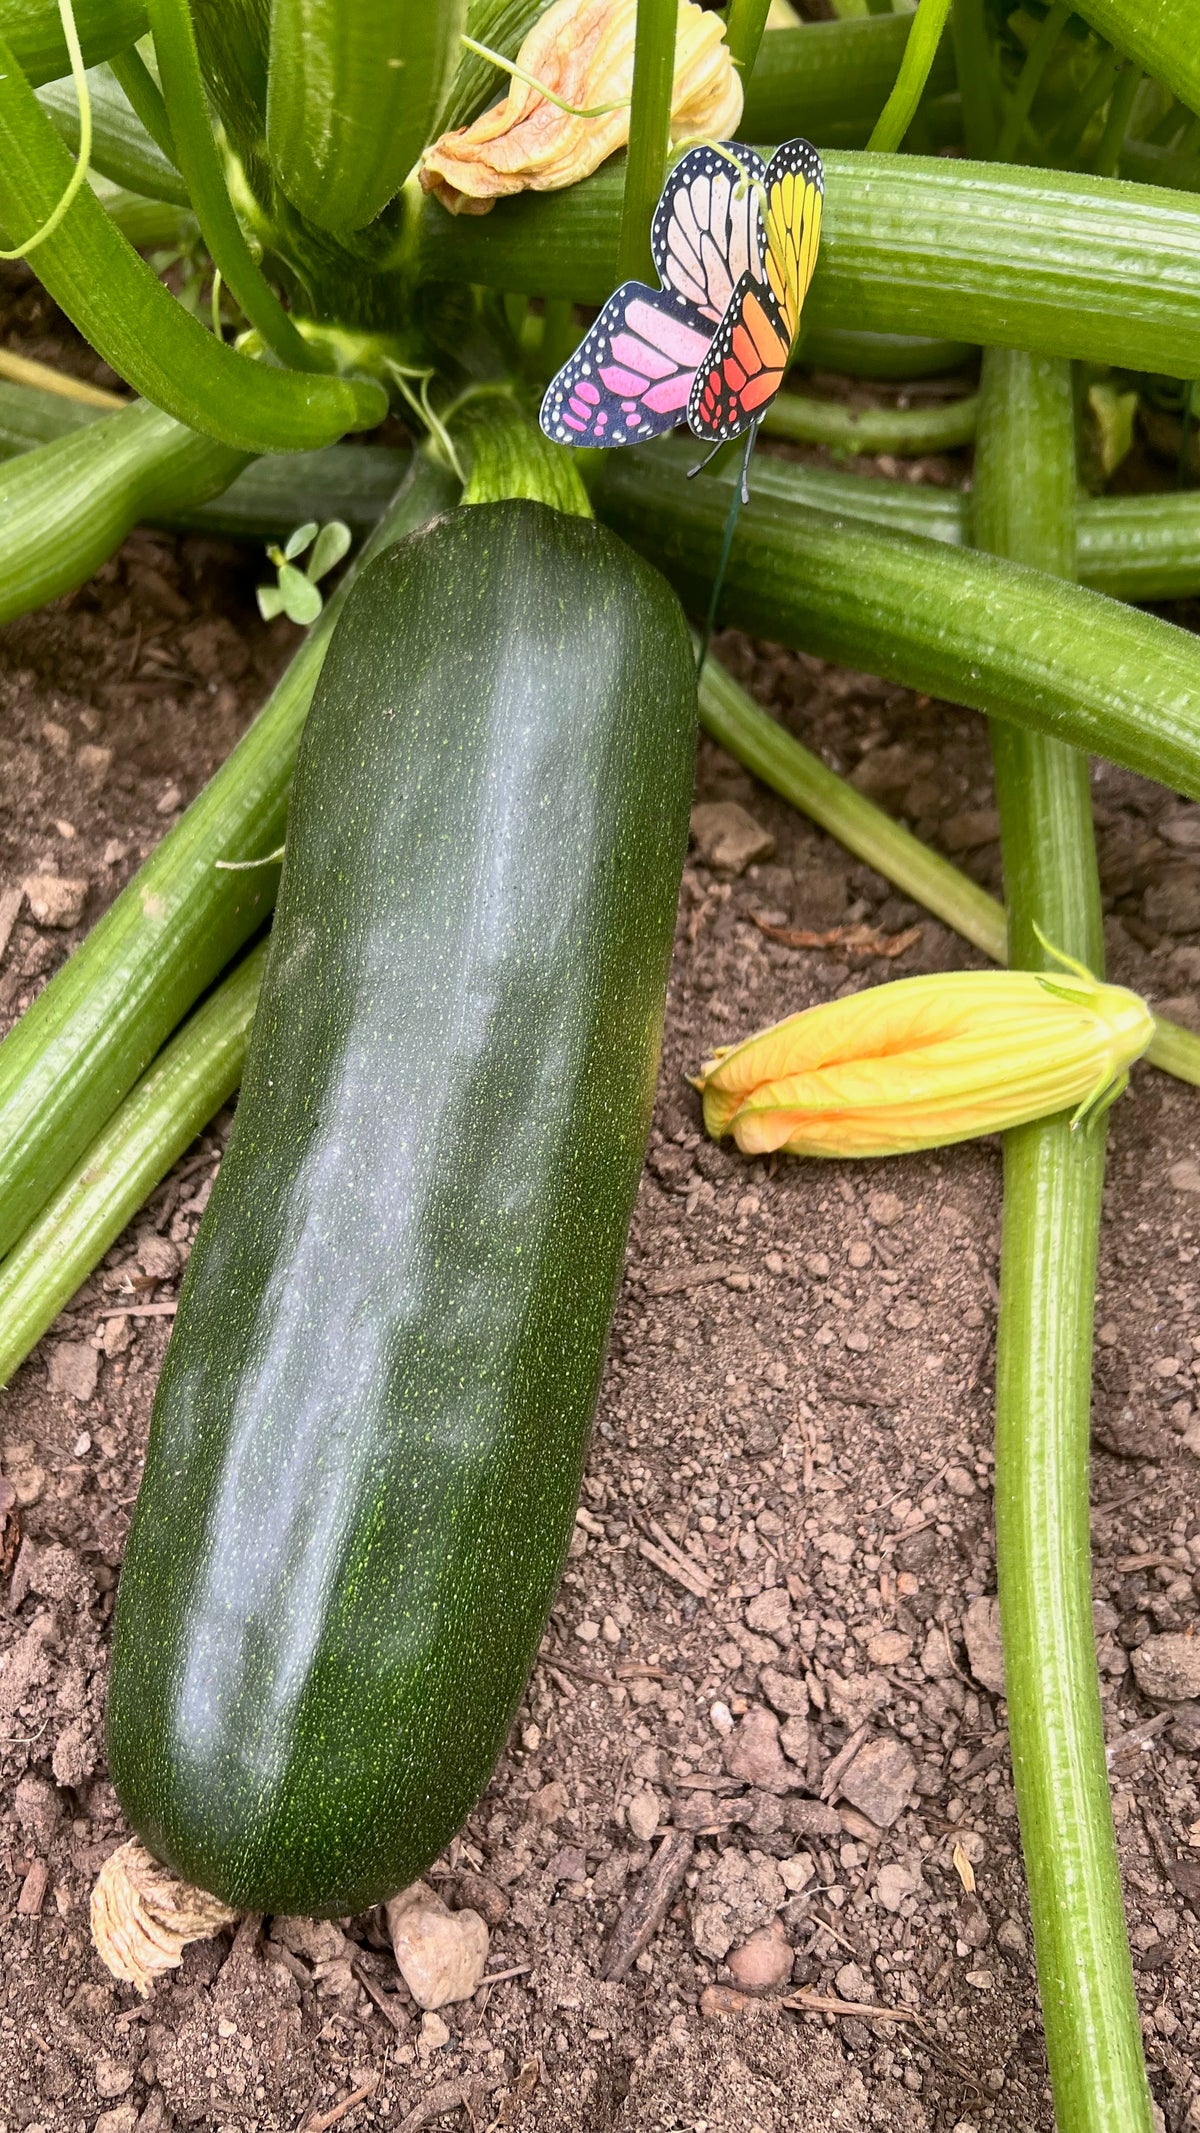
687;138;824;446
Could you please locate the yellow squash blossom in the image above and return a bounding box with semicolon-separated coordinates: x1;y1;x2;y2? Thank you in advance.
694;968;1155;1160
421;0;742;214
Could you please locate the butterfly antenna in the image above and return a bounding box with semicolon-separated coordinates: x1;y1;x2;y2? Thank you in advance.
696;421;758;676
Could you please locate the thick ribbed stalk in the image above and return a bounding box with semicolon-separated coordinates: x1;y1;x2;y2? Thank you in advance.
0;945;265;1390
418;152;1200;380
0;452;456;1263
589;438;1200;799
762;388;976;453
974;347;1153;2133
0;400;249;625
616;0;676;284
38;60;188;204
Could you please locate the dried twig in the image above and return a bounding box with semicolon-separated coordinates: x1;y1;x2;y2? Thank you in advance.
600;1828;694;1981
783;1988;920;2024
351;1959;408;2032
398;2075;503;2133
643;1261;739;1295
298;2075;378;2133
97;1300;179;1319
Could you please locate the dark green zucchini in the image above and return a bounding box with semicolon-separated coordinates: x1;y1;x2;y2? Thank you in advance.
107;500;696;1916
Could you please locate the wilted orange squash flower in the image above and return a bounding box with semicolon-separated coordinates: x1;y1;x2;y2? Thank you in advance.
694;969;1155;1160
420;0;742;214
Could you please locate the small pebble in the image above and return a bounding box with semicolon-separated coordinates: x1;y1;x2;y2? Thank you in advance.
386;1882;488;2010
626;1789;660;1842
727;1920;792;1993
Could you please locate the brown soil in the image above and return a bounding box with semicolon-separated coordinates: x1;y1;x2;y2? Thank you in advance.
3;281;1200;2133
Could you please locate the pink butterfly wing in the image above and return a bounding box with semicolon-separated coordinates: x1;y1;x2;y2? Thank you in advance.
539;283;713;448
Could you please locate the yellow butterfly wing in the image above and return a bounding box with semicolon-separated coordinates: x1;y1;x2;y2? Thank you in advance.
763;142;825;346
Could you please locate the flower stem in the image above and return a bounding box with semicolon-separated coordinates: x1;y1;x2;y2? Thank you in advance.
974;345;1153;2133
616;0;676;284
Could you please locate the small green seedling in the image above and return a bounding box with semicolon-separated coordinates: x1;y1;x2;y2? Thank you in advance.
257;519;352;625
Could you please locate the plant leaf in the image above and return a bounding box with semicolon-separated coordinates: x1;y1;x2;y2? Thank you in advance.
306;520;352;583
283;520;319;562
277;563;323;624
256;581;287;620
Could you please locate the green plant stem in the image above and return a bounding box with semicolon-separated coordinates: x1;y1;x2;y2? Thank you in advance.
0;399;248;624
38;59;188;203
1070;0;1200;131
458;396;591;516
1047;44;1123;167
995;0;1070;161
723;0;771;85
695;651;1199;1086
0;450;456;1264
1091;59;1140;177
798;324;973;377
742;15;955;145
0;28;385;450
107;43;177;165
16;376;1200;600
867;0;954;151
616;0;676;284
974;347;1153;2133
950;0;996;157
418;150;1200;381
761;387;977;452
0;943;265;1391
0;0;146;85
146;0;321;372
589;437;1200;799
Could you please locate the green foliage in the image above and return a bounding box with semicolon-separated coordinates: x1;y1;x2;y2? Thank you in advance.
256;515;351;622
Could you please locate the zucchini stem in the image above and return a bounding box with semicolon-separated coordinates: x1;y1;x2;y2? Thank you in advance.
974;345;1153;2132
867;0;955;153
616;0;677;284
761;388;977;454
145;0;323;373
0;946;266;1392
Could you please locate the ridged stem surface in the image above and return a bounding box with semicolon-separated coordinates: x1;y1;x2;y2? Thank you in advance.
974;345;1153;2133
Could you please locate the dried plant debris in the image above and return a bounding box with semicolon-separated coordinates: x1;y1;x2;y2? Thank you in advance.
90;1838;239;1994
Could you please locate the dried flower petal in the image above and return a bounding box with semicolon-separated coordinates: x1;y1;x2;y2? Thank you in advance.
695;969;1154;1160
421;0;742;214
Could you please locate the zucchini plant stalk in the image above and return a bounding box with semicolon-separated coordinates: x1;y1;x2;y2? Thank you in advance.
973;348;1154;2133
615;0;677;283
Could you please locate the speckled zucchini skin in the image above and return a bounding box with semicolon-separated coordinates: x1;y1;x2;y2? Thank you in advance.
107;501;696;1916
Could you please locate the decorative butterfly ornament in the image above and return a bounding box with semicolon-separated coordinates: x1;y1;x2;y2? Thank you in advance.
539;137;824;476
